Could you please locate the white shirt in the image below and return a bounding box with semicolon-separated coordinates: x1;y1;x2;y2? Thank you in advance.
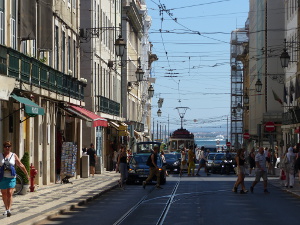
0;153;16;178
255;152;266;172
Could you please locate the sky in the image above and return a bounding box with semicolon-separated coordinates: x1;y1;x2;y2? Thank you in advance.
147;0;249;133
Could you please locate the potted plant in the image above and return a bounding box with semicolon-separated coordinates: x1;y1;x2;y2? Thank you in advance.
16;151;30;195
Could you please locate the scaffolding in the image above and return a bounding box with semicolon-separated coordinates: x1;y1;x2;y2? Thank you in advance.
230;27;248;150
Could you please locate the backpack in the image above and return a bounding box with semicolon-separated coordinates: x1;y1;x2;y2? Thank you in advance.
146;154;153;167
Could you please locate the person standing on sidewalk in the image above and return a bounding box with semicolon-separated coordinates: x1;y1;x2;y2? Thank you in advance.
187;146;196;176
250;146;270;194
143;146;163;189
117;146;128;189
0;141;30;217
283;146;296;188
87;143;96;177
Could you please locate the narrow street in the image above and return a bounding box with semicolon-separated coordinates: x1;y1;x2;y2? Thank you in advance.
37;173;298;225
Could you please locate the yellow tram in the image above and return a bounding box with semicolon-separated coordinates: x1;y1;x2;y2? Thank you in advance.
168;128;195;152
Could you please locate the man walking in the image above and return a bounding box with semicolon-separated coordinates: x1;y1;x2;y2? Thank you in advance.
143;146;163;189
87;143;97;177
250;146;270;193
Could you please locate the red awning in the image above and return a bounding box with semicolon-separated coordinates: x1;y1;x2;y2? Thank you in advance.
68;105;108;127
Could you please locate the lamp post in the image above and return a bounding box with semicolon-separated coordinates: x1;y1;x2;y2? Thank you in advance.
115;35;126;57
135;66;144;82
157;109;162;117
255;79;262;92
280;48;290;68
244;93;249;104
148;85;154;98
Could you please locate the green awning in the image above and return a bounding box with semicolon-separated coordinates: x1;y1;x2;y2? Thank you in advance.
11;94;45;116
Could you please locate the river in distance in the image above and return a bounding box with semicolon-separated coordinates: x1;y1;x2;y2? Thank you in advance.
195;138;226;148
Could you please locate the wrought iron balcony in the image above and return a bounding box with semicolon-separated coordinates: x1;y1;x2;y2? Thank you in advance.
97;95;120;116
1;45;85;100
282;108;300;125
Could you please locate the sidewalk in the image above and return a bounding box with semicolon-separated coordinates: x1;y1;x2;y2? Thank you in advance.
268;173;300;198
0;171;120;225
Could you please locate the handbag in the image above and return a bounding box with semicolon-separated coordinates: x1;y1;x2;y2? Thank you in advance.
280;170;286;180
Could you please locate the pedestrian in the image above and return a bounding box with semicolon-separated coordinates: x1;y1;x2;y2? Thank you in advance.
179;148;188;177
117;146;128;189
112;150;119;171
87;143;96;177
283;146;296;188
187;146;195;176
143;146;163;189
250;146;270;193
264;147;271;173
232;148;247;194
248;148;255;176
0;141;30;217
295;145;300;183
196;146;210;176
160;151;168;176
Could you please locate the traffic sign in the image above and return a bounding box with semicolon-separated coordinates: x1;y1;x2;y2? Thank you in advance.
243;132;250;139
265;121;275;132
226;142;231;147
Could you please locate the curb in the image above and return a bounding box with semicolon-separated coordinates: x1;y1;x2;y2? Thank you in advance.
31;184;119;225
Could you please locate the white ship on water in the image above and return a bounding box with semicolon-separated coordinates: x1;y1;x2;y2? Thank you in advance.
215;135;224;141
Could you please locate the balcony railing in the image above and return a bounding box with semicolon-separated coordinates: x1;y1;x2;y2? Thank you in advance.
1;45;85;100
98;96;120;116
282;108;300;125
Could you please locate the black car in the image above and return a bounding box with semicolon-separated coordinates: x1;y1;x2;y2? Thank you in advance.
211;153;225;174
164;153;181;173
206;152;217;172
126;153;167;185
211;153;236;174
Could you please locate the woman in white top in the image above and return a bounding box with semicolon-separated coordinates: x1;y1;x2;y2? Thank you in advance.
0;141;30;217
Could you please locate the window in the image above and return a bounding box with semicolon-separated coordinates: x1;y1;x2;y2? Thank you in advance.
21;40;27;54
62;31;65;73
0;0;4;45
73;40;76;77
32;40;36;58
68;36;71;71
11;0;16;49
55;26;59;70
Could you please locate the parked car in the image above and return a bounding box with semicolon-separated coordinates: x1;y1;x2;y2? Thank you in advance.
211;153;225;174
206;152;217;172
211;153;236;175
126;153;166;185
164;153;181;173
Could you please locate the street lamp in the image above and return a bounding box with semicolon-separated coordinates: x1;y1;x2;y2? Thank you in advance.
135;66;144;82
115;35;126;57
157;109;162;117
244;93;249;104
148;85;154;98
236;103;242;112
255;79;262;92
280;48;290;68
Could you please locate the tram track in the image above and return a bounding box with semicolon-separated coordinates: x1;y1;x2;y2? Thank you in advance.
113;180;181;225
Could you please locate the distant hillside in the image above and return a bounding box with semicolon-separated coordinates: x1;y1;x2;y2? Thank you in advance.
170;124;228;133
